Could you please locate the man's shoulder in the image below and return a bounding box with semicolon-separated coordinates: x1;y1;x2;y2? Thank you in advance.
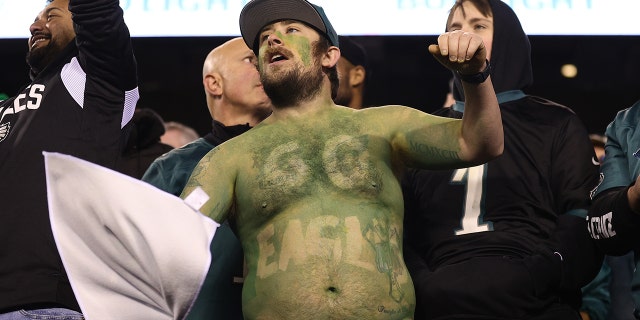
154;138;214;166
610;101;640;130
352;104;424;123
358;104;411;113
503;95;583;127
603;102;640;159
142;138;216;192
516;95;576;116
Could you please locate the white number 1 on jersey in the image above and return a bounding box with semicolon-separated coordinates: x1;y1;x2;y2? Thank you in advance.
451;164;492;235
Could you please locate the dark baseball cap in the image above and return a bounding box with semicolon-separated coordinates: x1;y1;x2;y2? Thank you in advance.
338;36;371;80
239;0;339;55
338;36;367;68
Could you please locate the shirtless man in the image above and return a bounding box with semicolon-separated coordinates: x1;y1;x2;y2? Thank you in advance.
180;0;503;318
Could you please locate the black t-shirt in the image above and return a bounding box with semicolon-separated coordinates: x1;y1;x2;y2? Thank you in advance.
403;94;600;269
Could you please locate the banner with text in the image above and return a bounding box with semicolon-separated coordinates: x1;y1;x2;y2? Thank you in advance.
0;0;635;38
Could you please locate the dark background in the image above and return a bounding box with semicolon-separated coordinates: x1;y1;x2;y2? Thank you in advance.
1;35;638;136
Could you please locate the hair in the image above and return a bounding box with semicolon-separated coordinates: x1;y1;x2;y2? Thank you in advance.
314;37;339;99
446;0;493;31
164;121;199;141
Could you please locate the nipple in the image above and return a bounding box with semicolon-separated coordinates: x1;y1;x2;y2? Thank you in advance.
326;286;340;296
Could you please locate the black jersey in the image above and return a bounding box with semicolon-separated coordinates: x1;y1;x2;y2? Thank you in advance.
404;92;599;268
0;0;138;311
402;92;601;318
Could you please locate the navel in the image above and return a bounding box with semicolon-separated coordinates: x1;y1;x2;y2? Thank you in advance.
326;285;341;296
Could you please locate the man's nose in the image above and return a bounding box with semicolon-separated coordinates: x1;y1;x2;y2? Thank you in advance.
30;19;44;35
267;33;283;47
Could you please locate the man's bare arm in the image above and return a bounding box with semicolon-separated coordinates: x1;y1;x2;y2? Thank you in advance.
180;145;235;223
430;30;503;165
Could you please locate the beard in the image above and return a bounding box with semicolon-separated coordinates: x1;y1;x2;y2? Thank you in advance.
260;45;325;108
26;39;66;75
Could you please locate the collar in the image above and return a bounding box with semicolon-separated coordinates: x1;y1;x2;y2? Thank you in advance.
203;120;252;146
452;90;526;113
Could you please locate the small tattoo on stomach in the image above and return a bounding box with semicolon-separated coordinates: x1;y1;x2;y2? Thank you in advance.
378;305;402;314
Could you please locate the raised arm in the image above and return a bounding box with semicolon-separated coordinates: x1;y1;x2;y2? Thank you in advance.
66;0;138;167
70;0;137;90
430;30;503;165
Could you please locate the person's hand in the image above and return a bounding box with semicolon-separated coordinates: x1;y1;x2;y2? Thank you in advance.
429;30;488;75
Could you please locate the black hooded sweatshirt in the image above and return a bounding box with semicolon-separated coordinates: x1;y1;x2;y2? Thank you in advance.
403;0;602;317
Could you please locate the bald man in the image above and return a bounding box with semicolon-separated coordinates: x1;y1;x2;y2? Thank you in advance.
142;37;272;319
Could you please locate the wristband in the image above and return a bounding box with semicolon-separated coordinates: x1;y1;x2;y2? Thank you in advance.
457;60;491;84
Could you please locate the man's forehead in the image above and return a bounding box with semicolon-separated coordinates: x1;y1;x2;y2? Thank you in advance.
40;0;68;14
260;20;311;33
35;6;63;21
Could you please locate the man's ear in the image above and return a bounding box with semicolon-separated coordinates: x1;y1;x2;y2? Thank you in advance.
349;65;366;87
322;46;341;68
203;73;223;96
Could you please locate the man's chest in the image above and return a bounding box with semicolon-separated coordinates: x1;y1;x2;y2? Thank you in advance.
233;132;396;215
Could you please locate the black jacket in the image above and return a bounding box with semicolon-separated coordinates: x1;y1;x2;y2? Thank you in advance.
0;0;138;311
116;108;173;179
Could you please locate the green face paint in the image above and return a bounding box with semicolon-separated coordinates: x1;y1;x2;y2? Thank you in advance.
281;32;312;66
258;30;314;66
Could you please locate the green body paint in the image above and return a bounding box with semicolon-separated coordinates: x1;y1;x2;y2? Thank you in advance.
194;106;436;319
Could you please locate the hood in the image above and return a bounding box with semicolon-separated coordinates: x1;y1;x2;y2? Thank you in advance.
453;0;533;101
124;108;167;152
